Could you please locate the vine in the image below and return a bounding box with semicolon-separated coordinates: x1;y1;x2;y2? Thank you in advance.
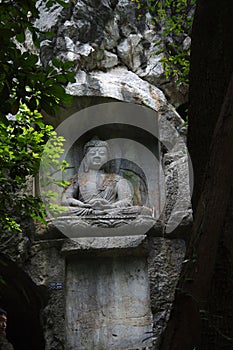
134;0;196;85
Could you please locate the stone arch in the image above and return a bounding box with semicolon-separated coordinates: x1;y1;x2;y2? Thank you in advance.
66;122;159;207
44;68;168;128
42;67;191;232
0;254;47;350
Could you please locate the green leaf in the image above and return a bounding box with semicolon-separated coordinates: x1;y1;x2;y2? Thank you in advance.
26;54;39;66
46;0;54;7
16;32;25;43
63;61;74;70
65;72;76;83
47;84;66;98
46;31;55;38
52;58;63;69
56;75;67;83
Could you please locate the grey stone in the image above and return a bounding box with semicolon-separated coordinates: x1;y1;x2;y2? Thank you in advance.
103;17;120;50
66;67;167;111
25;239;66;350
117;34;143;71
183;36;191;51
58;137;154;235
49;215;156;239
100;50;118;68
62;235;148;255
35;0;70;32
148;238;186;347
71;0;113;43
65;255;153;349
35;0;188;105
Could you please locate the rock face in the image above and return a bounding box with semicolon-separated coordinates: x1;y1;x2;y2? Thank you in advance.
0;1;192;350
36;0;188;106
65;246;153;349
148;238;186;347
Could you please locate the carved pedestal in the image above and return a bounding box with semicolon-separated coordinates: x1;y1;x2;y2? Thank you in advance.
62;235;153;350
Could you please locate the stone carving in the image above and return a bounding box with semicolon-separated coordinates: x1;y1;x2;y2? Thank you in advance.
61;139;153;216
59;138;153;229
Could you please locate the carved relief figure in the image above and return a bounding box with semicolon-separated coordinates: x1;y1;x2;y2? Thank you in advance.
61;139;152;217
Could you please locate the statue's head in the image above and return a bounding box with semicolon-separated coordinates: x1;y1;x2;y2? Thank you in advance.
83;139;110;155
83;138;110;172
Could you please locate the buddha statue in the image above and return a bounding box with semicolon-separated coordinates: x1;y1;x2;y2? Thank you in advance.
61;139;152;217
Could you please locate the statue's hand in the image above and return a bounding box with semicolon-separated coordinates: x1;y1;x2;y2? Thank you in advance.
89;198;112;209
68;198;91;208
110;198;131;208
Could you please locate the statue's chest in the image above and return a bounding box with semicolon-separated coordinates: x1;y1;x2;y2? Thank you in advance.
79;174;116;195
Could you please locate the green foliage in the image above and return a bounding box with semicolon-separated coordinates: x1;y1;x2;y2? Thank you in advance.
0;0;75;121
0;0;75;234
154;0;195;84
0;106;68;233
39;132;70;218
135;0;196;84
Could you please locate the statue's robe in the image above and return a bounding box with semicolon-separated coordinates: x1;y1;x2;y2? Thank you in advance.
61;172;151;216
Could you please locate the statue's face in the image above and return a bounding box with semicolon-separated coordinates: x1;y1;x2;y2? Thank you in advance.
85;146;108;170
0;314;7;334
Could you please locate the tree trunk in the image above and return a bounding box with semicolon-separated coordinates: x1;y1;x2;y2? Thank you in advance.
188;0;233;212
160;1;233;348
160;72;233;350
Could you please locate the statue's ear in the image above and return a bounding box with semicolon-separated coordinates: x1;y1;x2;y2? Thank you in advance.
83;159;89;172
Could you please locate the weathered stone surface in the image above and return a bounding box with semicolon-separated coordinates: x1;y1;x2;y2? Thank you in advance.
61;230;152;350
24;239;66;350
36;0;188;105
62;235;148;257
49;215;156;239
12;225;186;349
148;238;186;348
66;67;167;111
100;50;118;68
117;34;143;71
0;228;31;265
164;154;192;234
66;255;153;349
35;0;70;32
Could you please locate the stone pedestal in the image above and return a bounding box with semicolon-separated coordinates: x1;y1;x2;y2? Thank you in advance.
63;236;153;350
